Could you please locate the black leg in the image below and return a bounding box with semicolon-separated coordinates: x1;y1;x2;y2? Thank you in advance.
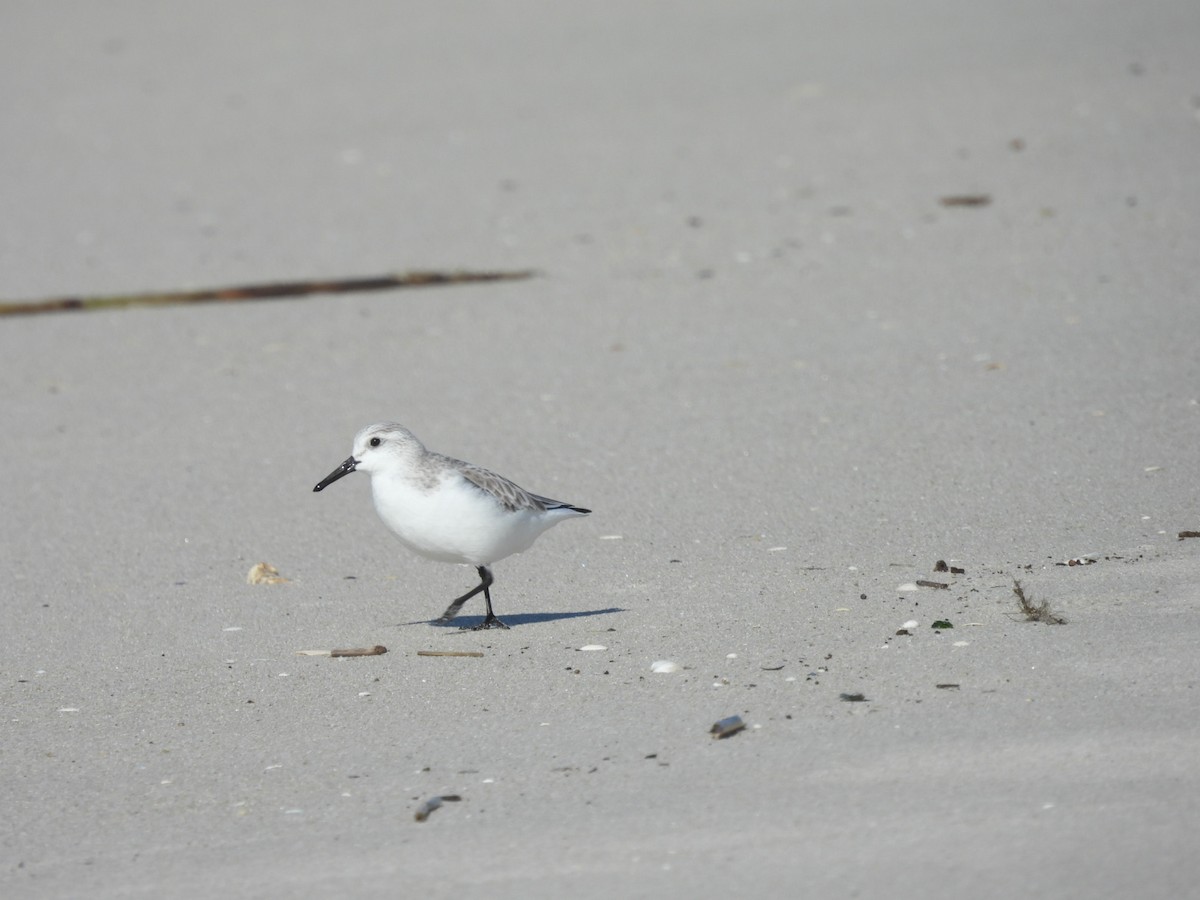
438;566;508;629
474;573;509;630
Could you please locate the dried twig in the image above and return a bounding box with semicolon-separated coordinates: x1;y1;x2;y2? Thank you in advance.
416;650;484;658
297;645;388;657
940;194;992;207
0;269;537;317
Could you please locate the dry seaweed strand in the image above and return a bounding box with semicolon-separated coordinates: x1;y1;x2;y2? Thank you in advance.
0;269;537;317
1013;578;1067;624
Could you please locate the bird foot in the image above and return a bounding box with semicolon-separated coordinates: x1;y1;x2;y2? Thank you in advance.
467;615;510;631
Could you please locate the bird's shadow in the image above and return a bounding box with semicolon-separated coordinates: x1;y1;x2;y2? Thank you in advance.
394;606;625;629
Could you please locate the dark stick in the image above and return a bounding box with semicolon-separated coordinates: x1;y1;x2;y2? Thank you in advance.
0;269;537;317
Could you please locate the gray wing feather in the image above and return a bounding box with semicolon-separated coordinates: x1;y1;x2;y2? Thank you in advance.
457;463;546;513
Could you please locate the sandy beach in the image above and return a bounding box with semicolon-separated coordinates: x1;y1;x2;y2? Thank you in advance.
3;3;1199;897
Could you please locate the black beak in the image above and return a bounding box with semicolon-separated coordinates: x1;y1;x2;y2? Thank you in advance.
313;456;358;492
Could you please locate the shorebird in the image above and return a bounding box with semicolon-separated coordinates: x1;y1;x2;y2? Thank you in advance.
314;422;590;629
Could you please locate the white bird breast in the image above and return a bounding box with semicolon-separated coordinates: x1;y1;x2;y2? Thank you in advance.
370;471;546;566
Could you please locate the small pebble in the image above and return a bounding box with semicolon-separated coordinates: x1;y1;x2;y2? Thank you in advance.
710;715;746;739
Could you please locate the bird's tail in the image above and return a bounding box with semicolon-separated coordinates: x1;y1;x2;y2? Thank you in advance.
537;497;591;516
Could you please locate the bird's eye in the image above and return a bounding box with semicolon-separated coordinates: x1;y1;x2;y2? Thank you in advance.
370;437;381;447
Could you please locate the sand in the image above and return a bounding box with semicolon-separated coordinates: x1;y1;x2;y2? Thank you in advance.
3;2;1199;898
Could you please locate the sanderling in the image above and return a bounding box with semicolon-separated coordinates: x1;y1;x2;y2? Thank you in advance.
313;422;590;630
